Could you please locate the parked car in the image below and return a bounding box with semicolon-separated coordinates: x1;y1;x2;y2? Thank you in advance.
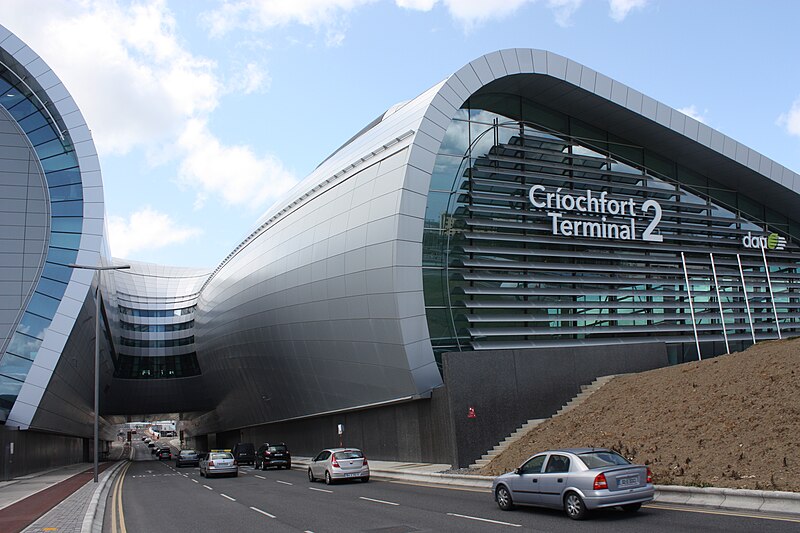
156;448;172;460
200;451;238;478
492;448;654;520
307;448;369;485
175;449;200;468
255;443;291;470
232;443;255;465
150;445;159;455
147;441;155;448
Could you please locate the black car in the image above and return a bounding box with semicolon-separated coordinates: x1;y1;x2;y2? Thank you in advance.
255;443;291;470
175;449;200;467
156;448;172;460
232;442;255;465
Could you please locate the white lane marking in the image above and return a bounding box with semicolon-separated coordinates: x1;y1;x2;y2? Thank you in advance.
191;479;199;484
359;497;399;506
254;475;266;480
220;493;236;501
250;506;276;519
203;485;213;490
276;480;293;485
308;487;333;493
447;513;521;528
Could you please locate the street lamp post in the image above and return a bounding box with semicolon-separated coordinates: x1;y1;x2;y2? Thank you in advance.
68;263;130;482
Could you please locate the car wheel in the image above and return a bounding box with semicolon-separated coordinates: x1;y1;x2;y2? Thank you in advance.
324;471;333;485
262;462;268;471
233;472;238;477
496;485;514;511
200;470;204;477
622;503;642;512
308;468;316;482
361;476;369;483
564;492;587;520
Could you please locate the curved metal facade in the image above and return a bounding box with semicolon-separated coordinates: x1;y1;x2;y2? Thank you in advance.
0;24;106;432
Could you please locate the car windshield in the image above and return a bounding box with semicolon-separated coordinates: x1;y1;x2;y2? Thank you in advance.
577;451;630;469
180;450;196;456
210;452;233;460
268;446;286;452
334;450;363;460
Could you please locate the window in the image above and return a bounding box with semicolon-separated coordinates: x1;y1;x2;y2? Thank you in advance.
545;455;570;473
519;455;546;474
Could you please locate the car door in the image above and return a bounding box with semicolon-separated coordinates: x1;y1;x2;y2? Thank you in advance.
507;454;546;504
311;451;330;478
538;454;571;508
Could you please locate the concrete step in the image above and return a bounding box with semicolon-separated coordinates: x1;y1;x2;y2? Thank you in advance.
469;375;622;470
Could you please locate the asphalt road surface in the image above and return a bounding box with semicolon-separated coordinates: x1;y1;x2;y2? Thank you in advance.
107;440;800;532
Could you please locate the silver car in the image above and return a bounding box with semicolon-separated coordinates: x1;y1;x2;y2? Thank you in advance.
307;448;369;484
492;448;654;520
199;451;238;478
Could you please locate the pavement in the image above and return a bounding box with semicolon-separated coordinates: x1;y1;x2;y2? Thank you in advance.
1;444;798;532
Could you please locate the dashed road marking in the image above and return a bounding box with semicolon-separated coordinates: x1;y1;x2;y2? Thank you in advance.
191;479;199;483
255;475;266;480
220;493;236;501
359;496;399;506
447;513;521;528
250;506;276;518
276;480;293;485
309;487;333;493
203;485;213;490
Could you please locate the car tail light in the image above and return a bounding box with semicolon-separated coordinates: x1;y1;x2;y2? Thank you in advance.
233;459;238;466
646;467;653;484
265;451;271;456
208;461;215;467
363;457;368;466
331;457;340;468
593;473;608;490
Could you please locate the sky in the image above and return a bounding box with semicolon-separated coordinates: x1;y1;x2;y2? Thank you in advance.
3;0;800;269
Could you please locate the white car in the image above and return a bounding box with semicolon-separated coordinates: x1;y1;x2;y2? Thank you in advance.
308;448;369;484
199;451;238;478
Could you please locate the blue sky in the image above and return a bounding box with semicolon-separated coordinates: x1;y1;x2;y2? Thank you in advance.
5;0;800;268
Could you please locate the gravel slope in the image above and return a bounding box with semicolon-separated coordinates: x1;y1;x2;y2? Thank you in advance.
478;336;800;492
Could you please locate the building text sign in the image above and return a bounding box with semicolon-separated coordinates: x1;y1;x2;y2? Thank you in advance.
528;185;663;242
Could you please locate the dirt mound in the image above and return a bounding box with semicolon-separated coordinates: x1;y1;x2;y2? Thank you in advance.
478;337;800;492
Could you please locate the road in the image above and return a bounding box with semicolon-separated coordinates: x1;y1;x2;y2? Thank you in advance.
106;439;800;532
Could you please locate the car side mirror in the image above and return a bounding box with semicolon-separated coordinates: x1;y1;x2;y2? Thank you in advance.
514;468;521;475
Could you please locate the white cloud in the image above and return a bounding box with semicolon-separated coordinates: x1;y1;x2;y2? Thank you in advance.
547;0;583;27
777;98;800;137
3;0;219;156
609;0;648;22
232;63;271;94
678;105;709;125
396;0;438;10
107;208;202;259
176;119;299;209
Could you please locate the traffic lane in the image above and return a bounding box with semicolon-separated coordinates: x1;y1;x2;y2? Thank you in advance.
177;464;531;532
121;458;297;532
189;465;800;533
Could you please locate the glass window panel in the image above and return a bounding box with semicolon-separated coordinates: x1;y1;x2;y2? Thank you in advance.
424;191;453;227
18;111;48;133
6;333;41;361
522;99;568;134
46;246;78;265
0;76;12;93
42;261;73;283
423;268;449;306
28;292;61;318
0;354;34;383
50;217;83;233
49;232;81;249
25;123;59;146
34;138;65;160
48;184;83;202
430;154;466;191
0;88;26;109
738;194;764;223
45;167;81;187
439;119;470;156
36;276;68;300
0;375;23;412
7;97;37;120
51;200;83;216
17;312;51;340
40;152;78;173
469;94;521;122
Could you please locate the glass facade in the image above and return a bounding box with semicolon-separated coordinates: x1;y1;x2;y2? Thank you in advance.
0;65;83;419
423;93;800;365
113;353;201;379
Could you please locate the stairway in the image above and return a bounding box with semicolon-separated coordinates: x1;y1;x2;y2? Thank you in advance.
469;374;620;470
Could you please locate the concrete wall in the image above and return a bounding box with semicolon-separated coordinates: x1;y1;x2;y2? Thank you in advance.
0;426;88;481
441;342;669;468
201;390;454;465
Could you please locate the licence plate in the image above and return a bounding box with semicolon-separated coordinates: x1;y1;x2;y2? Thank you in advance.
618;476;639;487
345;473;360;477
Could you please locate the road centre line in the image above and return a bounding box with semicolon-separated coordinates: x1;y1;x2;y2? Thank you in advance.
276;480;293;485
255;475;266;479
250;506;276;518
309;487;333;493
447;513;522;528
359;496;400;506
203;485;213;490
220;493;236;501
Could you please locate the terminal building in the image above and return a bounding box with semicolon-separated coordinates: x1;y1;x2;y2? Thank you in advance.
1;22;798;476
